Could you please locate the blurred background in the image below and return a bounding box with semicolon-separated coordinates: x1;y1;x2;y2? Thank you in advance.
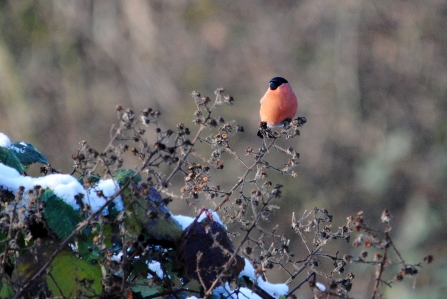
0;0;446;297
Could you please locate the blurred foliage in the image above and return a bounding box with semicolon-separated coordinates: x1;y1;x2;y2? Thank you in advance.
0;0;445;297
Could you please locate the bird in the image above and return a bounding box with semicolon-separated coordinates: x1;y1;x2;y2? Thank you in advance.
259;77;298;128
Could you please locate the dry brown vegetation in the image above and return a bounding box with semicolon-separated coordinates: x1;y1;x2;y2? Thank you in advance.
0;1;445;298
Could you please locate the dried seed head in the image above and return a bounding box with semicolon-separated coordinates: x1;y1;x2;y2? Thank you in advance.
142;107;153;116
343;254;353;263
224;94;234;105
191;91;201;99
381;209;393;223
202;96;210;104
214;88;225;95
423;255;434;264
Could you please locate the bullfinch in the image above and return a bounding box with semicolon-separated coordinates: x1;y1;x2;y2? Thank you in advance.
259;77;298;128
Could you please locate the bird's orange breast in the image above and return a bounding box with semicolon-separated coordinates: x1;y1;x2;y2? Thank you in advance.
260;83;298;127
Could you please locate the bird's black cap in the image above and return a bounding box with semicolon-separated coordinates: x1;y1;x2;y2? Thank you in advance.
269;77;288;90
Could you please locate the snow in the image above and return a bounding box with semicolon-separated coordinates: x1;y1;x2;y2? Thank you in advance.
110;251;123;262
239;258;289;298
85;179;124;212
198;209;225;226
257;278;289;298
0;163;123;215
316;282;326;291
147;261;164;279
0;133;11;147
213;279;287;299
195;255;288;299
173;209;225;231
9;143;25;154
240;257;256;279
238;287;263;299
172;214;194;230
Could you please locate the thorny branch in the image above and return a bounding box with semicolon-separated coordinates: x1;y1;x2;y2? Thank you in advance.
0;87;433;298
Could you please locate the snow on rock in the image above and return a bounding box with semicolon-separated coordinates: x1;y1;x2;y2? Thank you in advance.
0;163;123;215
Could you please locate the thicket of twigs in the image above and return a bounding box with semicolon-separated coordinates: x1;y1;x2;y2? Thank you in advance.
0;89;433;298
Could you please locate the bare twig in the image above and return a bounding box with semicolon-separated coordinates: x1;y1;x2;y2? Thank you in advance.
287;272;316;296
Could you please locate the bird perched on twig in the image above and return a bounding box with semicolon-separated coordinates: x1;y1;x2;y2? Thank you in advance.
258;77;298;138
